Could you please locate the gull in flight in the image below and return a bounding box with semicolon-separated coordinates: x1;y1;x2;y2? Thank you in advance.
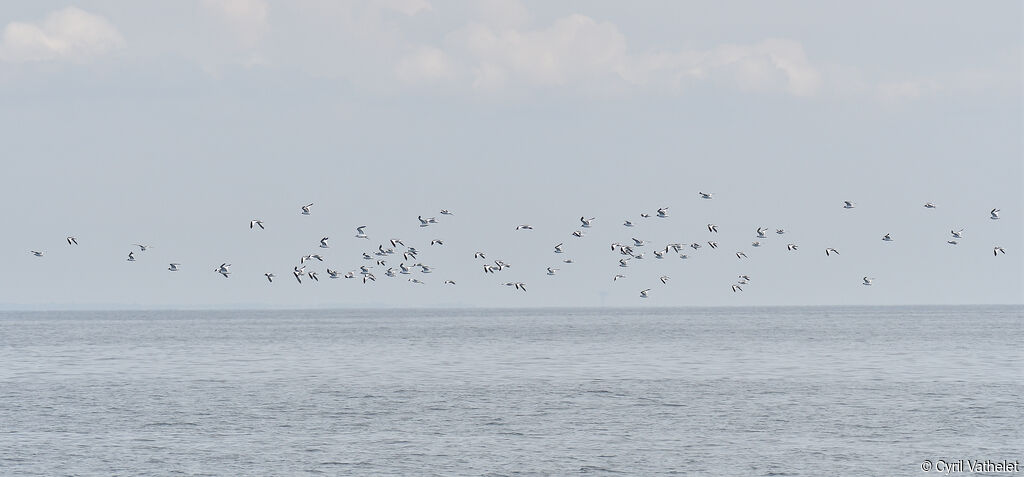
250;220;264;229
787;243;798;251
554;243;564;254
327;269;341;279
320;237;329;248
862;277;875;286
690;242;702;250
653;250;665;259
707;241;718;249
924;202;937;209
563;258;574;263
623;220;634;227
731;284;743;292
951;229;964;239
990;208;1000;220
301;203;313;215
751;241;761;247
776;229;785;235
614;274;626;281
882;233;893;242
572;230;584;237
431;239;444;246
825;247;839;256
440;209;454;215
660;276;670;284
293;266;305;283
640;288;651;298
168;263;180;271
640;213;651;218
547;267;559;275
632;238;645;247
66;236;78;245
708;224;719;233
516;224;534;230
444;280;456;285
736;251;747;259
133;244;152;251
947;240;958;245
264;273;275;282
30;250;44;257
994;246;1006;256
418;215;438;227
756;227;767;238
409;278;425;284
474;251;486;259
619;258;630;268
215;263;231;278
657;207;669;218
580;216;595;228
127;251;136;262
699;192;713;199
355;226;369;239
843;201;855;209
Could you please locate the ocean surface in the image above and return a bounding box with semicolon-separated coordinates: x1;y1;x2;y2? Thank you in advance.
0;306;1020;476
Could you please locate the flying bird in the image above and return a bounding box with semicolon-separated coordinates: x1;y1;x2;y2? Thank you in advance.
736;251;747;259
787;244;798;251
127;251;136;262
708;224;719;233
825;247;839;256
264;273;275;282
993;246;1006;256
580;217;594;227
698;192;713;199
660;276;670;284
882;233;893;242
516;224;533;230
30;251;44;257
440;209;454;215
843;201;855;209
250;220;264;229
731;284;743;292
546;267;559;275
319;237;329;248
990;208;1000;220
657;207;669;217
133;244;152;251
640;288;651;298
301;203;314;215
554;243;564;254
951;229;964;239
862;277;875;286
614;274;626;281
355;226;369;239
168;263;180;271
623;220;634;227
924;202;936;208
66;236;78;245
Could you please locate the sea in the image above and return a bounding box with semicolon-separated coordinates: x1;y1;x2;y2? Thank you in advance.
0;306;1020;476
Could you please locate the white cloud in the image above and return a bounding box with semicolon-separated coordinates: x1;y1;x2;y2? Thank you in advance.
406;13;822;97
201;0;269;47
372;0;432;16
0;7;125;63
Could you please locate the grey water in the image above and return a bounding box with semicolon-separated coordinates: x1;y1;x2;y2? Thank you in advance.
0;306;1020;476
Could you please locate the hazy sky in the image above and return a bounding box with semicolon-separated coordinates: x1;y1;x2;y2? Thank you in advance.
0;0;1020;308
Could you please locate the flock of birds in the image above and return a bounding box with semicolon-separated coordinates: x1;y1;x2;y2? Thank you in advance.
28;194;1009;300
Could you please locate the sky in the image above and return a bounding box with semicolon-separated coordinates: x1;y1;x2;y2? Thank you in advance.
0;0;1020;309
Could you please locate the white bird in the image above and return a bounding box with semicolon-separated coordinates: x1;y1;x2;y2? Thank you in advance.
264;273;275;282
546;267;559;275
580;216;594;228
168;263;180;271
776;229;785;235
440;209;454;215
614;274;626;281
127;251;136;262
707;241;718;249
554;243;564;254
707;224;719;233
444;280;456;285
355;226;369;239
994;246;1006;256
862;276;874;286
640;288;651;298
215;263;231;278
787;243;798;251
400;263;412;274
516;224;533;230
623;220;634;227
562;258;574;263
632;238;645;247
947;240;959;245
640;213;651;218
133;244;152;251
843;200;855;209
756;227;767;238
653;250;665;259
390;238;405;247
250;219;264;229
951;229;964;239
924;202;936;208
427;240;442;246
660;276;670;284
301;203;313;215
327;269;341;279
319;237;329;248
619;258;630;267
308;271;319;282
698;192;713;199
419;215;438;227
990;208;1000;220
66;236;78;245
736;251;747;259
825;247;839;256
751;241;761;247
731;284;743;292
30;251;44;257
474;251;486;259
572;230;584;237
657;207;669;218
882;233;893;242
409;278;425;285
